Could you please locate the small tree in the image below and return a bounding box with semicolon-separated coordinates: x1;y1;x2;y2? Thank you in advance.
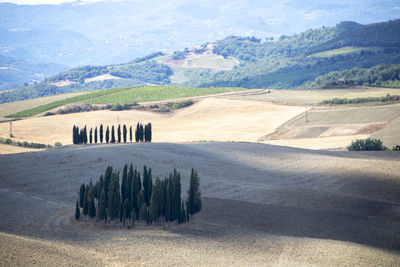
89;128;93;144
135;123;140;142
75;199;80;220
117;124;121;143
187;168;201;219
83;184;89;216
108;172;121;222
123;124;127;143
129;126;133;142
111;125;116;143
106;126;110;143
139;123;144;142
79;183;85;208
148;123;152;142
94;127;98;144
100;124;104;143
98;189;107;222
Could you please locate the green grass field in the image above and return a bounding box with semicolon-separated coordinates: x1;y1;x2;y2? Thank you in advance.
84;86;244;105
5;87;132;118
6;86;244;118
310;47;380;58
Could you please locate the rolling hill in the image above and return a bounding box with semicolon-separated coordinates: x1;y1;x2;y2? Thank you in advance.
1;18;400;104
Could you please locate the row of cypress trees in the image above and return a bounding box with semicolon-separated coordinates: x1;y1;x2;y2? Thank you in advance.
72;123;152;145
75;164;202;227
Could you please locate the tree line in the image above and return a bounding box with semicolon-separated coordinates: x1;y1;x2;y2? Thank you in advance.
73;123;152;145
75;164;202;227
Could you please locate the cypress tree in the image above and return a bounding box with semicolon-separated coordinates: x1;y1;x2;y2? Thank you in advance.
111;125;116;143
108;172;121;222
79;128;84;144
144;124;148;142
140;203;147;223
83;126;88;144
123;124;127;143
75;199;80;220
73;126;76;144
165;179;171;222
121;164;128;203
139;123;144;142
131;169;141;219
88;181;96;219
100;124;104;143
79;183;85;208
94;127;98;144
89;128;93;144
122;198;129;227
150;178;160;223
135;123;140;142
129;126;132;142
137;190;144;221
104;166;112;207
83;184;89;216
106;126;110;143
98;189;107;222
117;124;121;143
187;168;202;219
173;169;181;224
148;123;152;142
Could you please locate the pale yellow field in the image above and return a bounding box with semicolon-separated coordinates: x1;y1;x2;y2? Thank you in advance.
228;87;400;104
0;98;305;148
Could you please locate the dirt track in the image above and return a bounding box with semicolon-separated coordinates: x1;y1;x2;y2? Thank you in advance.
1;142;400;265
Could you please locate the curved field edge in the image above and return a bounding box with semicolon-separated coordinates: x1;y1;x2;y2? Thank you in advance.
5;86;245;118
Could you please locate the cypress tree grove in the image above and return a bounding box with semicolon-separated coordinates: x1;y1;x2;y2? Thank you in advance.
94;127;98;144
100;124;104;143
111;125;116;143
129;126;132;142
123;124;127;143
89;128;93;144
75;165;198;227
106;126;110;143
117;124;121;143
75;199;80;220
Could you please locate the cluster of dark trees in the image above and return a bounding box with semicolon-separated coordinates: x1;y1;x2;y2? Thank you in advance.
322;94;400;105
347;138;387;151
72;123;152;145
75;165;202;227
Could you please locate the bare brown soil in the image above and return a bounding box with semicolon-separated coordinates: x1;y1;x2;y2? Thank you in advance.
0;142;399;265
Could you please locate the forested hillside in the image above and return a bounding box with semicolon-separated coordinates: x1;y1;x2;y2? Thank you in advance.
1;18;400;103
186;19;400;88
303;64;400;88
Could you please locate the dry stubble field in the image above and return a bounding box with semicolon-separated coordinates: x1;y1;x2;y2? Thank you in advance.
0;142;400;265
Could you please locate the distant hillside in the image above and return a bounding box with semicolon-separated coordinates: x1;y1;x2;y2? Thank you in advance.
1;18;400;103
0;55;67;90
186;19;400;88
303;64;400;88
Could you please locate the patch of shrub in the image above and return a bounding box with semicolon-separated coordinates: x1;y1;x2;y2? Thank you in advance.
348;138;387;151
